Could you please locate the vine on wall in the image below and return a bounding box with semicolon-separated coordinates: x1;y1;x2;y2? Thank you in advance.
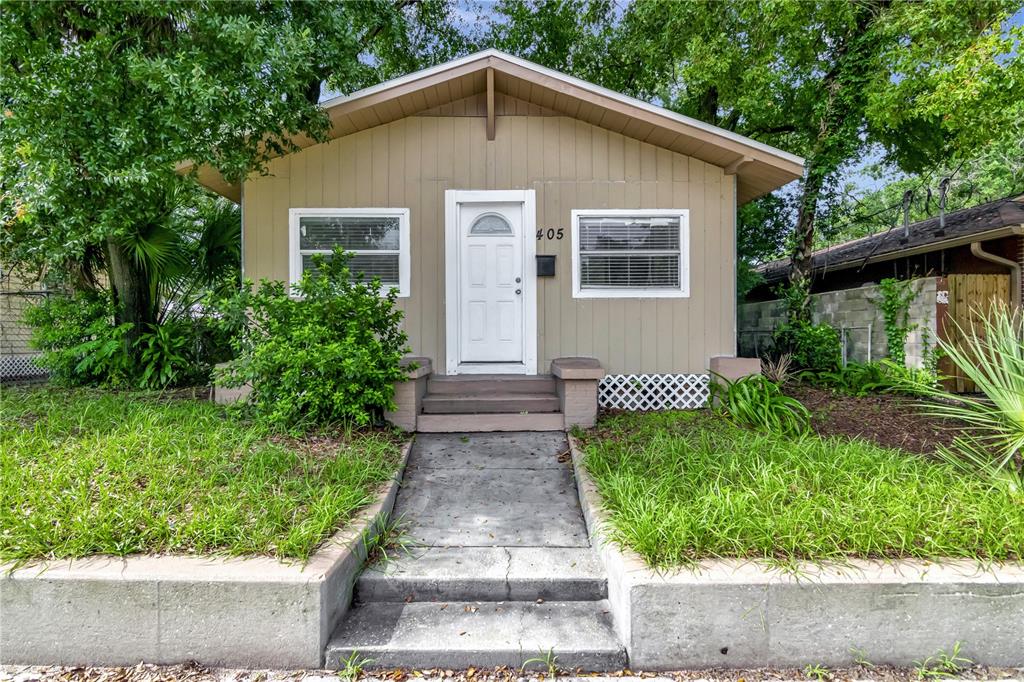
876;278;918;367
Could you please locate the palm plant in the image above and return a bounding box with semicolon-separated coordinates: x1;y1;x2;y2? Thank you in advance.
912;304;1024;483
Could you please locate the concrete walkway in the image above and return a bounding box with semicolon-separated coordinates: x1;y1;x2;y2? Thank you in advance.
325;432;625;670
394;432;589;548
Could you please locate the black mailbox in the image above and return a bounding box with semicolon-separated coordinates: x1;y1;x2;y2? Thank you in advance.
536;254;556;277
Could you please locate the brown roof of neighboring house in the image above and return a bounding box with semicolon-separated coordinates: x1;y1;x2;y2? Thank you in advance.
757;195;1024;285
182;49;804;204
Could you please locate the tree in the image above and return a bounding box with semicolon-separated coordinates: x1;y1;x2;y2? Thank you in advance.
0;0;451;346
818;126;1024;246
608;0;1023;315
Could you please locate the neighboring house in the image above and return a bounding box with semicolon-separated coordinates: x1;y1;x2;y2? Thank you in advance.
189;49;803;426
749;194;1024;307
741;195;1024;391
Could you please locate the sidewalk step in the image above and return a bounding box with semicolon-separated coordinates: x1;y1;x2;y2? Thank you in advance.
356;547;606;602
416;413;565;432
324;600;625;671
421;393;561;414
427;375;557;395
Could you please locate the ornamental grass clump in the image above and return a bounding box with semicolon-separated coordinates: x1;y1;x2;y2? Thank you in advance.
910;304;1024;483
216;248;410;432
711;373;810;436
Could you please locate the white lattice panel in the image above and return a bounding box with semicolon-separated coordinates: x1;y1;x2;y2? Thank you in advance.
599;373;710;411
0;354;47;380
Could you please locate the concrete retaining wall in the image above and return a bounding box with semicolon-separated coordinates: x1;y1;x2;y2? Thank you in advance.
739;278;939;367
0;441;412;669
569;436;1024;670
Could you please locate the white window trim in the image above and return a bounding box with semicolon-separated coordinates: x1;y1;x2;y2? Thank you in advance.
571;208;690;299
288;207;411;298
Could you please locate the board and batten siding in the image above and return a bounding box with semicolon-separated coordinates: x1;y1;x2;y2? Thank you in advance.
242;113;735;375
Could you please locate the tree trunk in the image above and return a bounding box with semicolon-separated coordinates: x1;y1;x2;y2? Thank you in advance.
790;155;823;301
105;236;156;346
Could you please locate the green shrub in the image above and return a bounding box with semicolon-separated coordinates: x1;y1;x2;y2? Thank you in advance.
711;374;810;436
773;320;841;371
216;249;410;431
801;360;939;396
24;290;133;386
25;291;215;389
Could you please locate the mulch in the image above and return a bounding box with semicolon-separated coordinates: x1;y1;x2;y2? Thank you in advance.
784;384;962;456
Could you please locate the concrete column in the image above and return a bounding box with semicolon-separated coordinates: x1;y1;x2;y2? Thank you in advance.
551;358;605;429
384;357;432;432
213;362;252;405
709;356;762;384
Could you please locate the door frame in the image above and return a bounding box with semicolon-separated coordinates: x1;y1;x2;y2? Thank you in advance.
444;189;537;376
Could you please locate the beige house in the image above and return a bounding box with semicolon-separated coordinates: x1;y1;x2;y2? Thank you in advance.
193;50;802;430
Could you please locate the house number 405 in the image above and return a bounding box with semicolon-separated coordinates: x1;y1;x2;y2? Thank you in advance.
536;228;565;240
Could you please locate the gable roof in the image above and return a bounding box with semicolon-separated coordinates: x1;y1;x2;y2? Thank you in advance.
186;49;804;204
757;195;1024;285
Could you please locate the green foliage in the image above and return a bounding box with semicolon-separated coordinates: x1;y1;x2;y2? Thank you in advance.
136;323;195;390
736;260;765;301
876;278;918;367
776;279;811;323
773;321;842;372
801;360;937;397
711;374;810;437
0;387;402;563
25;290;220;389
0;1;452;334
23;290;133;386
914;642;972;680
578;410;1024;568
603;0;1021;291
217;249;410;431
911;305;1024;483
819;133;1024;247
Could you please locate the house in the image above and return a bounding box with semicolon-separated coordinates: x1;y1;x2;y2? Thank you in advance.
740;195;1024;391
189;49;803;429
749;194;1024;307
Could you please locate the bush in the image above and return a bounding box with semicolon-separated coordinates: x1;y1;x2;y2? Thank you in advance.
216;249;410;431
24;290;133;385
911;305;1024;483
773;320;841;371
25;291;215;389
801;360;939;397
711;374;810;436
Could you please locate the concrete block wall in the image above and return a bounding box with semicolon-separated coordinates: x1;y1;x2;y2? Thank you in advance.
739;277;939;368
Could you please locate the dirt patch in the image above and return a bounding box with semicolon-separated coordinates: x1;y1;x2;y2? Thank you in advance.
3;663;1020;682
785;384;961;455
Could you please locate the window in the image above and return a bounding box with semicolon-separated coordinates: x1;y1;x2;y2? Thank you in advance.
571;209;689;298
469;213;513;235
289;208;410;297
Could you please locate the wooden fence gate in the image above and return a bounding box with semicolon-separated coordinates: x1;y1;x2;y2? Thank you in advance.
939;273;1011;393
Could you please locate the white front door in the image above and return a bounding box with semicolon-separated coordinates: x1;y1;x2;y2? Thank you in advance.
445;190;537;374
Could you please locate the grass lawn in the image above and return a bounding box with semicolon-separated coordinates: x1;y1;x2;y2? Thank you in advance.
0;387;404;564
576;411;1024;568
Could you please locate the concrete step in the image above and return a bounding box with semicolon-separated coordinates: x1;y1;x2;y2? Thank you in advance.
324;600;626;671
416;412;565;433
421;392;561;414
356;547;606;602
427;375;557;395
